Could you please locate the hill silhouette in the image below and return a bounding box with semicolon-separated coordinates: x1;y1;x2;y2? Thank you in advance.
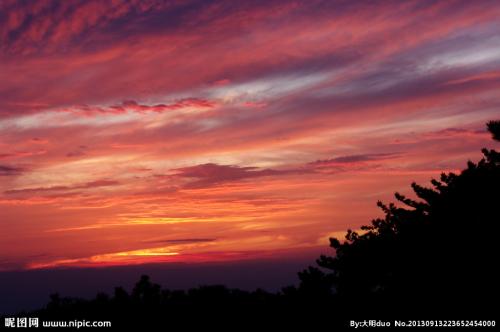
8;121;499;329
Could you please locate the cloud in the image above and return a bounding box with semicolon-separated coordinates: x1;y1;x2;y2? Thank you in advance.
423;127;487;139
311;153;401;166
0;0;172;54
2;0;499;117
5;179;119;195
68;98;217;116
171;163;291;188
143;238;217;244
0;150;46;159
1;0;500;271
66;145;88;157
0;165;23;176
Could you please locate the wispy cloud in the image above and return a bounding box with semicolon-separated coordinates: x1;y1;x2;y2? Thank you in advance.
5;179;119;195
143;238;217;244
310;153;401;166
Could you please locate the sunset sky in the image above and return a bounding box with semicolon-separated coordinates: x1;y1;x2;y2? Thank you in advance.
1;0;499;272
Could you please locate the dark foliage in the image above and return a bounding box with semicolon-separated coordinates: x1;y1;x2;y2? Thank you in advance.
14;121;500;329
28;276;327;330
298;120;500;316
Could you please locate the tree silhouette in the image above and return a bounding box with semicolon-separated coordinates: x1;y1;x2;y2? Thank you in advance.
298;120;500;315
487;120;500;141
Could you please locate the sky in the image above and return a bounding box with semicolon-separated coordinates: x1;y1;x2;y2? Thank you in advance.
1;0;499;272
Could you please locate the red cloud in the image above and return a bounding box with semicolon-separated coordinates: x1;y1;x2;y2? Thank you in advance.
1;0;499;272
0;150;46;159
310;153;401;166
0;165;24;176
2;0;499;117
5;179;119;195
0;0;171;54
63;98;216;116
172;163;286;188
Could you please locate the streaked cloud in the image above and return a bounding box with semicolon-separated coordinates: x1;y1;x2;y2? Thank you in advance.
0;165;24;176
5;179;119;195
1;0;498;270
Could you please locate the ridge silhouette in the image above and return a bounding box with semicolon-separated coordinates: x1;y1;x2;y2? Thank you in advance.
11;121;499;329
